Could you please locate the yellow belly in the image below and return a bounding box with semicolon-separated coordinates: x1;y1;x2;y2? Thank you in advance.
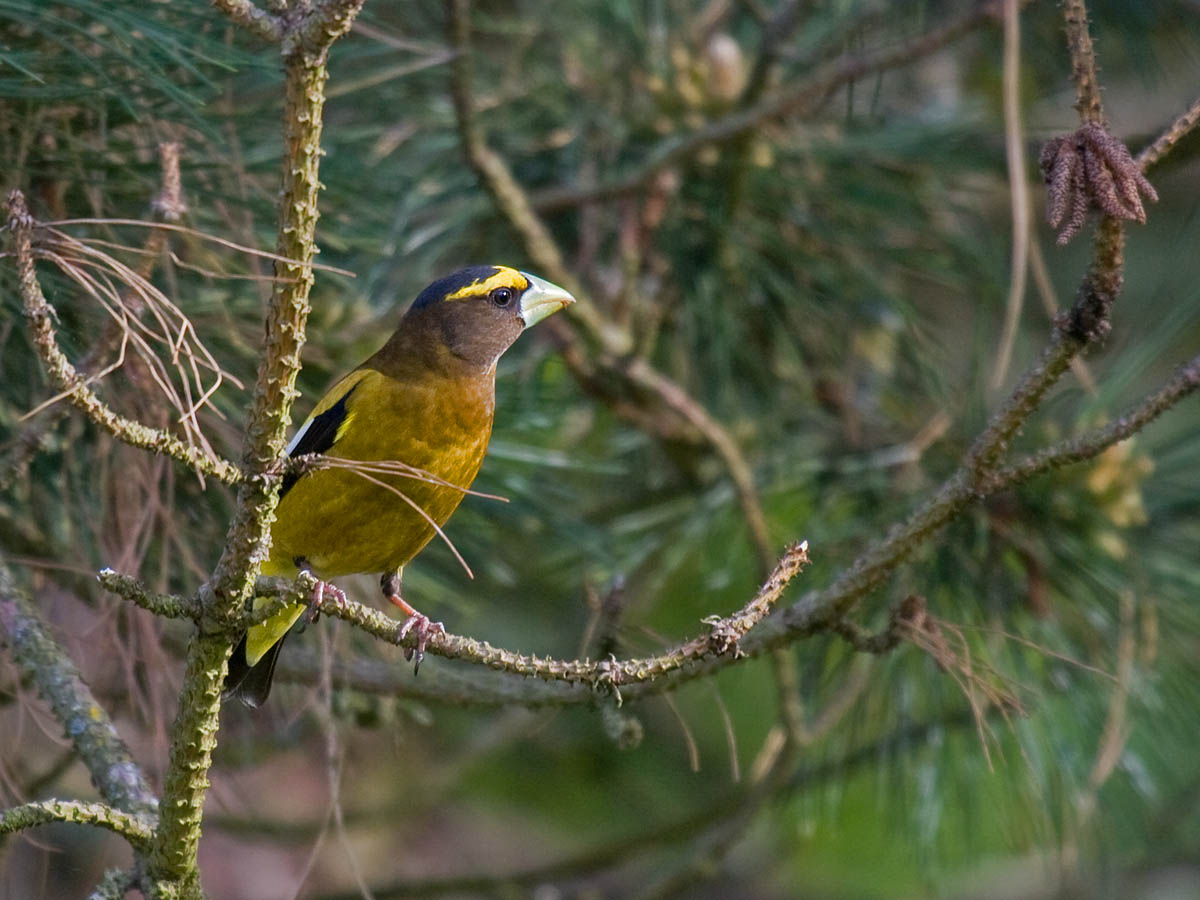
267;448;484;577
267;366;493;578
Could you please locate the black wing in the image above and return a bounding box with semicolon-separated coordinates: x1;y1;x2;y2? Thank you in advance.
279;381;360;497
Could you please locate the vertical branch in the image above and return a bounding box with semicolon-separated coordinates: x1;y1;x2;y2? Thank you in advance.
1062;0;1103;125
208;52;335;605
148;3;365;894
144;633;229;893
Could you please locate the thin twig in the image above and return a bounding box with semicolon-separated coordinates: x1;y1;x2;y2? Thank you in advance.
1063;0;1104;125
1136;93;1200;171
4;192;243;484
45;219;357;277
985;353;1200;490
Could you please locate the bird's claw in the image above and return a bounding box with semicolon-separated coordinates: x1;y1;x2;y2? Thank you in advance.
305;576;347;624
397;613;445;674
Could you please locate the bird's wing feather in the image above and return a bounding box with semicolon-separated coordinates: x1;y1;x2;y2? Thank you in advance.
280;369;372;496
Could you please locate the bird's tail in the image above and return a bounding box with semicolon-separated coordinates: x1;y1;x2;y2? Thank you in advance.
223;561;307;708
223;633;287;708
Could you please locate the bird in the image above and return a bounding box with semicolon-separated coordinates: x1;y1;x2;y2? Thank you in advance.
223;265;575;707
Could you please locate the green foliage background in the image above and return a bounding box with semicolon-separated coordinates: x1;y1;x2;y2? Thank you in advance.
1;1;1199;897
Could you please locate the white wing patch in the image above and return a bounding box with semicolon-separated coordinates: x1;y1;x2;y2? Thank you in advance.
285;417;314;456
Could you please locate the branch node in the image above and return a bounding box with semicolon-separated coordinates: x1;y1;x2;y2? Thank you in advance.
590;654;624;706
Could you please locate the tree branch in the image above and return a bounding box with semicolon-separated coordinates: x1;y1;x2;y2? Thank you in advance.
97;569;200;620
1063;0;1103;125
0;558;158;819
0;799;154;850
446;0;773;575
986;353;1200;490
211;0;284;42
314;542;810;695
312;705;982;900
280;325;1190;709
147;2;365;894
1137;93;1200;172
3;191;244;486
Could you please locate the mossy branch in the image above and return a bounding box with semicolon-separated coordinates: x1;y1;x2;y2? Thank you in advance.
311;542;809;697
0;559;158;819
0;799;155;850
147;2;365;894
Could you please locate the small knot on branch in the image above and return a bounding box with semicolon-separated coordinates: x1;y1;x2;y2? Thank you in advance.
1040;122;1157;245
592;654;624;706
703;540;810;657
703;615;746;658
1062;275;1115;345
5;189;33;231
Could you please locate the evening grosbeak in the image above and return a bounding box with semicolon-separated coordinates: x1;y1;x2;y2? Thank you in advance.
224;265;575;706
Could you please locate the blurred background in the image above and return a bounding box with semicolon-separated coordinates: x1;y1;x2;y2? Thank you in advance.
2;1;1200;897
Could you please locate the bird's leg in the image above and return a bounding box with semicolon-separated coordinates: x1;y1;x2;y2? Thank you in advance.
381;568;444;674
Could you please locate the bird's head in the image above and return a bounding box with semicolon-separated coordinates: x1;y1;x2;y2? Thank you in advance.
399;265;575;371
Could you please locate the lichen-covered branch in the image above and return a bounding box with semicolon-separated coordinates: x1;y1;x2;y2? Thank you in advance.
0;799;154;850
4;191;244;486
2;142;190;484
0;559;158;819
98;569;199;620
314;542;810;692
145;633;230;894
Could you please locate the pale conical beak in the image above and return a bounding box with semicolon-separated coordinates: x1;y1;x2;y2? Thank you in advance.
519;273;575;327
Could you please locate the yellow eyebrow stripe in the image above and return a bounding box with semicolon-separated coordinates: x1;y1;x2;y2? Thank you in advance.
443;268;528;301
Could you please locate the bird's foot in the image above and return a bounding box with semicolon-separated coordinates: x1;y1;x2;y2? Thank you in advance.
388;593;444;674
397;613;445;673
304;575;347;624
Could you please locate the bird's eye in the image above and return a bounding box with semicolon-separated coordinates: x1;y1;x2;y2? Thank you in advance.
489;287;514;308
